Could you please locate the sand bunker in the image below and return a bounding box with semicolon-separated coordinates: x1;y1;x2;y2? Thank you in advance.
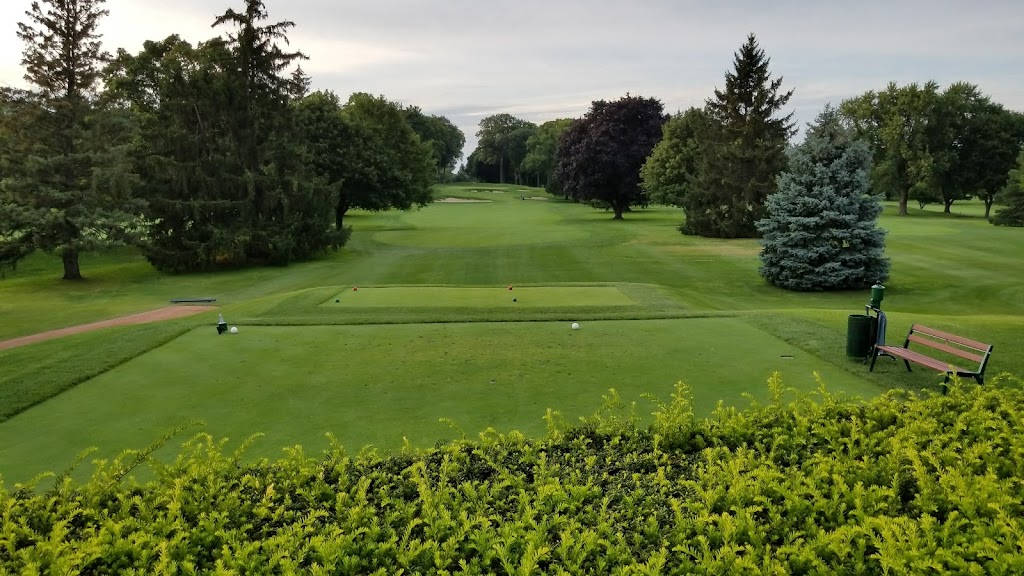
436;197;493;203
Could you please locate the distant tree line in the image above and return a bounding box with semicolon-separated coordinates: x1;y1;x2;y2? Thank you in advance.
0;0;465;278
461;32;1024;291
841;82;1024;218
462;116;574;193
465;36;1024;235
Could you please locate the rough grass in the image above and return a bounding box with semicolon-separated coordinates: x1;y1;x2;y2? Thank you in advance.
0;319;199;422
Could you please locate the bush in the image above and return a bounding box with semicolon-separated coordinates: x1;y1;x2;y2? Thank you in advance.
992;150;1024;227
2;376;1024;574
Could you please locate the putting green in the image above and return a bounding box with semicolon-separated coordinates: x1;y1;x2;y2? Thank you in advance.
0;318;878;482
323;286;637;307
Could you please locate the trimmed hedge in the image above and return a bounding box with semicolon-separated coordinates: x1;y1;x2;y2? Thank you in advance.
2;374;1023;574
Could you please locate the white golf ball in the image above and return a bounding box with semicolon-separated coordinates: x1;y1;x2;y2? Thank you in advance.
571;322;580;330
230;326;238;334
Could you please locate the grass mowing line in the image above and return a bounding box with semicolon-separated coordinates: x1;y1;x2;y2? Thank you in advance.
0;318;876;484
323;286;637;308
230;282;693;326
0;319;200;423
232;310;740;326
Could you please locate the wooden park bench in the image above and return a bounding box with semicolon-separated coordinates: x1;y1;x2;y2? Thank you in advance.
169;297;217;304
870;324;993;391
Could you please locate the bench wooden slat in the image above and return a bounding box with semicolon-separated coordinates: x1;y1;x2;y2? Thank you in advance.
876;345;971;374
911;324;990;352
871;323;991;392
907;334;985;363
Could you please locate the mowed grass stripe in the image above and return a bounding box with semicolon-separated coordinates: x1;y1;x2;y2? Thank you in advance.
0;318;875;483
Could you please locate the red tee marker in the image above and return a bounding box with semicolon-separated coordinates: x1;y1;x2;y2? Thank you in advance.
353;287;358;291
508;285;513;290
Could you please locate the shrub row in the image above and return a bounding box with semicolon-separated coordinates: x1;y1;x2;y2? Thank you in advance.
2;374;1023;574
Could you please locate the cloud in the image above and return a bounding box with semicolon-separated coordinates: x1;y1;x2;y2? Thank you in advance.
2;0;1023;156
295;34;425;75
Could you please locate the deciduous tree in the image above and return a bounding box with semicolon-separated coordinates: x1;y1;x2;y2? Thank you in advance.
464;149;500;183
640;107;714;207
841;82;940;216
403;107;465;181
521;118;573;190
843;81;1024;218
332;92;435;228
475;113;534;184
552;94;666;219
949;101;1024;219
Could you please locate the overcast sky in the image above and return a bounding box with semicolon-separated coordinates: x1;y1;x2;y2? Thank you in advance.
2;0;1023;161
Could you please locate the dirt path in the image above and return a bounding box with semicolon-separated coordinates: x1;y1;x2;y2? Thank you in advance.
0;305;218;352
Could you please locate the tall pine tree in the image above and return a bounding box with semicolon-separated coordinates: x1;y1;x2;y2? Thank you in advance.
107;1;341;272
213;0;317;265
1;0;142;279
756;105;890;291
105;36;253;273
682;34;795;238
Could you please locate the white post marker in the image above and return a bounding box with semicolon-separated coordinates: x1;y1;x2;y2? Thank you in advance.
230;326;238;334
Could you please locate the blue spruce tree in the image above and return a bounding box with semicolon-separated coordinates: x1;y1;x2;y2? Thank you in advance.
757;105;890;290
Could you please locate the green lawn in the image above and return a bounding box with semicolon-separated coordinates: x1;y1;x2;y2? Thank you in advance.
1;184;1022;483
0;319;875;481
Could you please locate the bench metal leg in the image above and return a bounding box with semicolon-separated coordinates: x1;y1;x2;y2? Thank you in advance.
904;360;913;373
941;374;950;396
869;351;898;372
863;344;876;365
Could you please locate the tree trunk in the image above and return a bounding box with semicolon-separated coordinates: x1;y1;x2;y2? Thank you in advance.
944;199;953;213
612;201;625;220
985;199;993;219
62;247;82;280
335;203;348;230
899;191;909;216
499;157;505;184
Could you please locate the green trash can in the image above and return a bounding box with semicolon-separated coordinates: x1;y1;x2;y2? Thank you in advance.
846;314;874;357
